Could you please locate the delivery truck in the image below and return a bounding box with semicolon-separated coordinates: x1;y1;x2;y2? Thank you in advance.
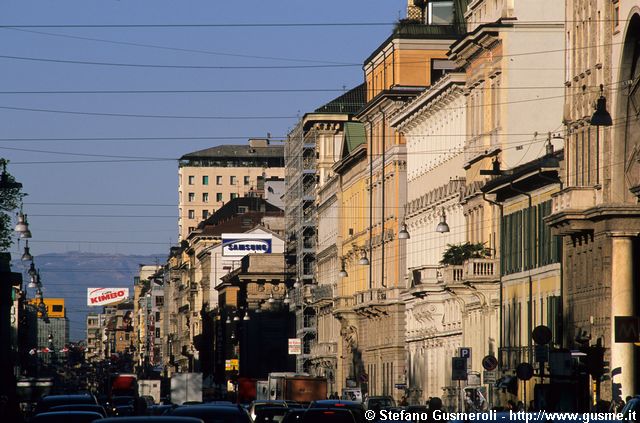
170;373;202;405
268;373;327;404
138;379;161;404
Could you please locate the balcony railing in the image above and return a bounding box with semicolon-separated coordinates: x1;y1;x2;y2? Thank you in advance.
440;259;498;284
311;284;334;302
310;341;338;358
552;186;598;214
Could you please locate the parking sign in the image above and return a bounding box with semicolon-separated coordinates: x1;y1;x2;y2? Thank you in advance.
459;347;472;369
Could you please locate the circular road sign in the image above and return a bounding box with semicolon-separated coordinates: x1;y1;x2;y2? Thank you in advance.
516;363;534;381
532;325;553;345
482;355;498;371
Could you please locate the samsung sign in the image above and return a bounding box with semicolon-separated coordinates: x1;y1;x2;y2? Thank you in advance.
221;233;273;257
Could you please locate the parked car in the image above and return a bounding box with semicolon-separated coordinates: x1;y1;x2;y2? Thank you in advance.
31;411;104;423
36;394;99;414
49;404;108;417
168;404;252;423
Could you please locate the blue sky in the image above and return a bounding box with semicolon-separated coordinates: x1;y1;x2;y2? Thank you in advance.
1;0;406;256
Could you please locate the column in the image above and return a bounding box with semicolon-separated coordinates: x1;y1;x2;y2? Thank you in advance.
610;235;636;398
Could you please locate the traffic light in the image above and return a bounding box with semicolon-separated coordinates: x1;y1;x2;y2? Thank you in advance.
586;344;606;379
612;383;622;401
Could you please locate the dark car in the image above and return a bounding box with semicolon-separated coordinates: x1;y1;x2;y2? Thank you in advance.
302;409;357;423
168;404;252;423
31;411;104;423
99;418;204;423
49;404;108;417
254;406;289;423
110;395;136;416
36;394;99;414
363;396;396;411
148;404;177;416
309;400;367;423
308;400;365;423
281;408;306;423
248;400;288;420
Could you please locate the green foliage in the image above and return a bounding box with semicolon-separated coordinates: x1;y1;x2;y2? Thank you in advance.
440;242;491;265
0;159;25;251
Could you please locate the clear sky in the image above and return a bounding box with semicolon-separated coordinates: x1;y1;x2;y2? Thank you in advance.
1;0;406;257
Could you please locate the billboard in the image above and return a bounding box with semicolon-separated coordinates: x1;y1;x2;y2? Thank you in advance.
27;298;65;318
221;233;273;257
87;287;129;307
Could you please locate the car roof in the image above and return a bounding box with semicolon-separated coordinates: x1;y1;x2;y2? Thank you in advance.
171;405;246;414
311;400;361;407
32;411;104;422
100;417;205;423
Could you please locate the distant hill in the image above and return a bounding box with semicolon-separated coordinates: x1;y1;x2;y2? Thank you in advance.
12;252;166;341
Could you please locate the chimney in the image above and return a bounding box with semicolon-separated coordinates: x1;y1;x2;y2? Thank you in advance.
407;0;425;21
248;138;269;148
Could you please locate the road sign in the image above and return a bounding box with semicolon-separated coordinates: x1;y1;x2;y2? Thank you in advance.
532;325;553;345
452;357;467;381
459;347;472;369
483;371;497;384
482;355;498;371
516;363;534;381
614;316;640;343
288;338;302;355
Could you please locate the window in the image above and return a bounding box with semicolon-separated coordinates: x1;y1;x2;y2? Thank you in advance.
155;328;161;338
216;176;223;185
430;59;455;84
230;176;237;185
202;193;209;203
230;193;238;200
188;226;195;233
155;312;161;321
188;210;195;219
202;175;209;185
216;193;223;202
188;176;195;185
202;210;209;219
428;1;454;25
155;296;164;307
244;176;250;185
188;192;195;202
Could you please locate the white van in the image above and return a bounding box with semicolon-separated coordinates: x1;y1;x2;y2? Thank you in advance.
341;388;363;403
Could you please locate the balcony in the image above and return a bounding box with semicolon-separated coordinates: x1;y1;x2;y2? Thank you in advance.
311;284;334;303
552;186;598;214
310;342;338;358
439;259;498;284
464;258;498;282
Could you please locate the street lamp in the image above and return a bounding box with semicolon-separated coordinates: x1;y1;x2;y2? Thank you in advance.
283;292;291;305
358;250;369;266
591;84;613;126
293;278;301;289
268;293;276;304
435;208;450;233
338;259;348;278
398;223;410;239
21;240;33;262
